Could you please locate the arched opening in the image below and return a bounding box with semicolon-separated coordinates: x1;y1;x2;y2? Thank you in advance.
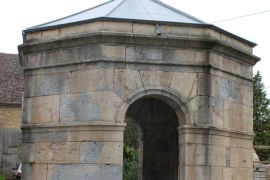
123;97;179;180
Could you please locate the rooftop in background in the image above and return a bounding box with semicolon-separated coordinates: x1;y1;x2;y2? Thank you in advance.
0;53;23;105
26;0;206;32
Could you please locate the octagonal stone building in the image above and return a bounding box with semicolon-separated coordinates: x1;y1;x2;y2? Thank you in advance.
18;0;260;179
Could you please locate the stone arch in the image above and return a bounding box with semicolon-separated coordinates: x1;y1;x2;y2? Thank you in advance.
123;91;181;180
116;87;193;126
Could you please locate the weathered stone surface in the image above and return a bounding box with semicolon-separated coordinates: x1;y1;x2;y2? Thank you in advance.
25;73;70;97
80;142;122;165
22;163;47;180
0;128;21;178
23;130;66;143
224;101;253;131
60;92;123;122
114;69;143;100
27;45;100;68
101;45;125;61
170;72;197;99
209;53;253;79
19;8;259;180
35;142;80;163
210;167;223;180
2;153;17;177
184;166;210;180
70;68;114;93
60;93;100;121
210;75;253;106
140;70;172;88
126;46;207;65
183;144;209;165
237;168;253;180
23;95;59;124
47;164;122;180
0;106;21;129
67;130;123;142
22;143;35;163
223;168;237;180
188;96;224;127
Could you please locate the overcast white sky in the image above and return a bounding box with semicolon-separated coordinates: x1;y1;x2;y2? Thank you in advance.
1;0;269;96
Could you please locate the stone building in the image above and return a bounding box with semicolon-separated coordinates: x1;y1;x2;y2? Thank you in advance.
18;0;260;179
0;53;23;178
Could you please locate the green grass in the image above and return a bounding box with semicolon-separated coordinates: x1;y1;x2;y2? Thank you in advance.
0;175;6;180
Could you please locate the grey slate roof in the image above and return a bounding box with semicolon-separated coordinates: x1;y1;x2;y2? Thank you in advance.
26;0;206;31
0;53;23;104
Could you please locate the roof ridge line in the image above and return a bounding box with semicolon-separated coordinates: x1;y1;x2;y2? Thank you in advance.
26;0;116;30
105;0;126;17
150;0;206;23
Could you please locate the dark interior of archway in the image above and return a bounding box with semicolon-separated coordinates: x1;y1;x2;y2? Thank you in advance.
125;98;178;180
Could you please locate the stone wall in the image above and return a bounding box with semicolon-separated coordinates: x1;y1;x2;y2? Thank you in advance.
254;162;270;180
19;20;259;180
0;105;21;178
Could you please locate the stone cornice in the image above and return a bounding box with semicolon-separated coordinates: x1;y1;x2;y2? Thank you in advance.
18;33;260;67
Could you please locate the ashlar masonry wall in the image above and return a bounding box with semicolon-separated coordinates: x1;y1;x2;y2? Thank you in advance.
19;21;259;180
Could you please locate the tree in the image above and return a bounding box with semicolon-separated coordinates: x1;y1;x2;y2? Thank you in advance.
253;71;270;160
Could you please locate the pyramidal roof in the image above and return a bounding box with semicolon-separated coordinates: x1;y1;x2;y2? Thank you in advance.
26;0;206;32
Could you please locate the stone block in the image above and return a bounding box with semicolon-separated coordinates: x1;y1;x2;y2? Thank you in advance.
41;29;59;40
126;46;206;65
0;106;21;129
35;142;80;163
183;144;209;166
210;75;253;106
67;130;123;142
7;147;17;154
47;164;122;180
210;167;223;180
80;142;122;165
231;148;240;168
70;69;114;93
22;163;47;180
170;72;197;99
23;131;67;143
60;21;104;37
60;92;123;122
180;132;209;145
224;101;253;131
236;138;253;149
22;143;35;163
139;70;172;88
60;21;132;38
2;153;17;177
101;45;125;61
27;45;100;68
220;33;252;53
25;31;42;42
209;135;237;148
113;69;143;100
24;95;59;124
223;168;237;180
210;145;226;167
184;165;210;180
237;168;253;180
126;46;164;62
188;96;224;127
133;23;156;36
197;73;210;96
24;73;70;97
209;53;252;79
239;148;253;168
60;93;101;121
